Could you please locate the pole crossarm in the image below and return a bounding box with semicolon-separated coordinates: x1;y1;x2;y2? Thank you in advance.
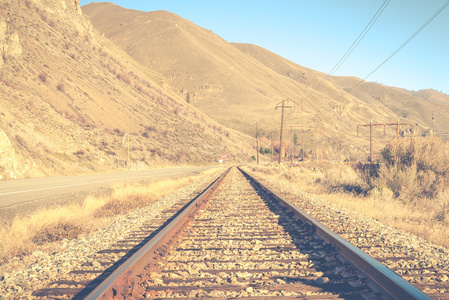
275;99;295;109
358;122;412;127
284;125;326;165
275;99;293;164
357;120;413;164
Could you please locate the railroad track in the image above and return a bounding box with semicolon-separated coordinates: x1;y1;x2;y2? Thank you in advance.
31;189;205;299
47;166;427;300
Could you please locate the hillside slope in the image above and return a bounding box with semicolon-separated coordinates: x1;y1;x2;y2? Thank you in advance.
0;0;253;179
233;43;449;135
83;3;426;159
82;3;313;132
82;2;449;162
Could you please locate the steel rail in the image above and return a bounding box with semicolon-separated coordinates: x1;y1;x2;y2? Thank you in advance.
84;167;231;300
239;167;431;300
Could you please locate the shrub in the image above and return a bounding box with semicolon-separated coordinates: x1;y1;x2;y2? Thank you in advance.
177;149;186;159
362;137;449;202
32;221;84;245
113;128;124;136
0;77;16;89
434;191;449;222
56;81;65;92
73;150;85;156
117;73;131;85
38;71;48;82
15;134;28;148
27;99;36;108
135;84;143;93
156;97;165;106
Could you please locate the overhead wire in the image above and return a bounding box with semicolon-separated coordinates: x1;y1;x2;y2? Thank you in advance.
317;0;390;88
298;0;390;109
342;0;449;95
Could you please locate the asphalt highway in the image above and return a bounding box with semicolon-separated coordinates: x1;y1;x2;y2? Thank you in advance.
0;166;214;210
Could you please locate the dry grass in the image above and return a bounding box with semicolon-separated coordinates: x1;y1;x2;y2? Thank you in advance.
250;162;449;248
0;168;219;265
0;203;97;264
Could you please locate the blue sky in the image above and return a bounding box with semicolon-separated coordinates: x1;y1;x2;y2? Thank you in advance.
80;0;449;94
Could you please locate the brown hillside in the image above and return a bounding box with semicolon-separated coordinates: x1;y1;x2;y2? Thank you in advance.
82;3;316;133
233;43;449;136
82;3;420;160
0;0;253;180
411;89;449;107
329;77;449;134
83;2;449;162
234;44;449;138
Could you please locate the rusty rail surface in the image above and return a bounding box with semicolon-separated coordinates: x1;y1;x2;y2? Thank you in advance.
239;167;431;300
84;167;231;300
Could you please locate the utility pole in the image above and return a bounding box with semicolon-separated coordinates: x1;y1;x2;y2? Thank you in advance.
290;127;294;167
275;100;292;165
316;129;319;163
302;127;305;167
279;100;286;165
256;121;259;165
122;133;130;169
358;120;412;164
127;135;130;169
323;127;326;160
251;120;260;165
370;120;373;165
286;125;317;167
314;127;325;163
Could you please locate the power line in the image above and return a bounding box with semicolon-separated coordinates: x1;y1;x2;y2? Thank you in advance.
299;0;390;109
344;0;449;94
323;0;390;81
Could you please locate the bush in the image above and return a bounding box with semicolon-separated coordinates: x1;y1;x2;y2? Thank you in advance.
0;77;16;89
320;164;363;193
32;221;85;245
38;71;48;82
56;81;65;92
117;73;131;85
362;137;449;202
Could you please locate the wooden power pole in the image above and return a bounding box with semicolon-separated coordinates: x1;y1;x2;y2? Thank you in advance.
256;121;259;165
358;120;412;164
275;100;292;164
252;120;260;165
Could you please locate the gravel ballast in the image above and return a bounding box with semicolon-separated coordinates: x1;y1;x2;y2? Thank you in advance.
0;169;223;299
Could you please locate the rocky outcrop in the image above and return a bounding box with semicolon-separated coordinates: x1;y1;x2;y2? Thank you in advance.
0;17;22;68
0;129;17;179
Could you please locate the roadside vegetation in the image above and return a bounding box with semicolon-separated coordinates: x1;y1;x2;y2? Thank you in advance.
0;169;219;265
251;137;449;248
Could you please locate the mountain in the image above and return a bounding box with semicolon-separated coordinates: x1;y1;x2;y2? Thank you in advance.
83;2;449;162
82;3;312;133
233;43;449;134
0;0;253;180
410;89;449;107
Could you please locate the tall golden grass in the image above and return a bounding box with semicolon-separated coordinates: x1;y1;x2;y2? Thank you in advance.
0;169;219;265
250;138;449;248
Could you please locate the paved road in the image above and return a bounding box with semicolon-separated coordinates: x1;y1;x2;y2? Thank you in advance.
0;166;214;209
